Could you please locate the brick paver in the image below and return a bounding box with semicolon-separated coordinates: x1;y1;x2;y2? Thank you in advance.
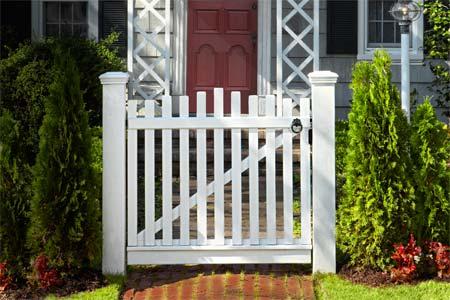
121;265;313;300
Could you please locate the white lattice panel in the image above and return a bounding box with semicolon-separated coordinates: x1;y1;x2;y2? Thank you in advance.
276;0;319;110
128;0;171;99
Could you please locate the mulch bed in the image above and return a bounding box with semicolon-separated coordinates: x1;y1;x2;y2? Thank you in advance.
0;270;106;300
339;265;450;287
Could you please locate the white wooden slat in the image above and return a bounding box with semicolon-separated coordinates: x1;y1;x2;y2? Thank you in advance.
265;95;277;244
231;92;242;245
133;238;310;248
128;248;311;265
300;98;312;244
128;117;304;130
283;98;294;244
145;101;155;245
162;95;172;245
214;88;225;245
127;101;138;246
197;92;208;245
179;96;190;245
249;96;259;245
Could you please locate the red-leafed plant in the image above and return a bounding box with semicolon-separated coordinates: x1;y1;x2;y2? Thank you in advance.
0;262;12;291
427;242;450;279
33;255;62;289
391;234;422;282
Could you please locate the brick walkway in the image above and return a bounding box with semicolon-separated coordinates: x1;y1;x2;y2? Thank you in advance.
122;265;314;300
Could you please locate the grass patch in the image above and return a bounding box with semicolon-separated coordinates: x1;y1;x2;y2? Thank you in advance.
314;273;450;300
46;275;125;300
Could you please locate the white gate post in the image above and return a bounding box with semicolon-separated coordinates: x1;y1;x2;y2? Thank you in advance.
309;71;339;273
99;72;129;275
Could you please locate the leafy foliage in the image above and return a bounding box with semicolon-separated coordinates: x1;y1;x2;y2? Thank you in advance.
335;120;349;205
427;241;450;279
410;100;450;244
27;49;101;271
337;50;415;270
0;111;32;281
0;262;13;291
390;234;422;283
0;34;124;164
31;255;62;289
423;0;450;120
0;34;122;278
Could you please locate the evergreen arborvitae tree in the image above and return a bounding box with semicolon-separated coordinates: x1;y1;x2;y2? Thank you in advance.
0;111;32;280
337;50;415;270
410;99;450;244
28;49;100;271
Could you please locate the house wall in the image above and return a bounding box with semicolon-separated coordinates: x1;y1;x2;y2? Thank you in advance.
133;0;439;119
316;0;437;120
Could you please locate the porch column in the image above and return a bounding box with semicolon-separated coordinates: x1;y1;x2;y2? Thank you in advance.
309;71;338;274
100;72;129;275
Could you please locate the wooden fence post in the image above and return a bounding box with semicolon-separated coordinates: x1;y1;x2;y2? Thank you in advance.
309;71;339;273
99;72;129;275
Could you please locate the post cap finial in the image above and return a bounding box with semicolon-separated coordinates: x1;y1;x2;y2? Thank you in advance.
308;71;339;85
99;72;130;85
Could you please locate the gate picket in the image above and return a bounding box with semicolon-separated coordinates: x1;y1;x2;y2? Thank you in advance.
197;92;208;245
248;95;259;244
127;101;138;246
283;98;293;244
179;96;190;245
145;100;155;245
214;89;225;245
162;96;173;245
265;95;277;244
231;92;242;245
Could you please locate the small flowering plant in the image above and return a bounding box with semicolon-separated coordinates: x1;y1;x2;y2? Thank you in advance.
427;242;450;279
32;255;62;289
390;234;422;282
0;262;12;291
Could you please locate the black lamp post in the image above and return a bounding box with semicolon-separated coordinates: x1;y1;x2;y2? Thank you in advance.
389;0;422;122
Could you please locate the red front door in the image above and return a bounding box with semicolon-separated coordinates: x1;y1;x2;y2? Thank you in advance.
187;0;258;113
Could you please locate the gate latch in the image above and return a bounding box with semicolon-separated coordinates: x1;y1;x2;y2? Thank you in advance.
290;118;303;133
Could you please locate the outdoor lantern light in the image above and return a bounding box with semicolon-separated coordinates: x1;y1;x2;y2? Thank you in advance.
389;0;422;122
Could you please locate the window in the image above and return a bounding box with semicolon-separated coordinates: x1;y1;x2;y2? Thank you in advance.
358;0;423;62
45;2;88;37
368;0;401;47
32;0;98;41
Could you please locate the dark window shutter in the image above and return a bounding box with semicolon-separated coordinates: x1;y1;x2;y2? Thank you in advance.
100;0;127;56
327;0;358;55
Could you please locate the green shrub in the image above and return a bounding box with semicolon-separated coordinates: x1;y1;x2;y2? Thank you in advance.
337;50;415;270
423;0;450;120
0;34;124;162
336;120;349;205
410;99;450;244
28;49;101;271
0;111;32;281
0;35;121;274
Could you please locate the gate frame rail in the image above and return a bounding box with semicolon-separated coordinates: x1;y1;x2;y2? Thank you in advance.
99;71;338;275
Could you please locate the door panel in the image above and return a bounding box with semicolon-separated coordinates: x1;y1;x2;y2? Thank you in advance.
187;0;257;113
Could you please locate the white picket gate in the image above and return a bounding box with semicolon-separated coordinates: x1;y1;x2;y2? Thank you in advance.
126;89;312;265
100;71;338;274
